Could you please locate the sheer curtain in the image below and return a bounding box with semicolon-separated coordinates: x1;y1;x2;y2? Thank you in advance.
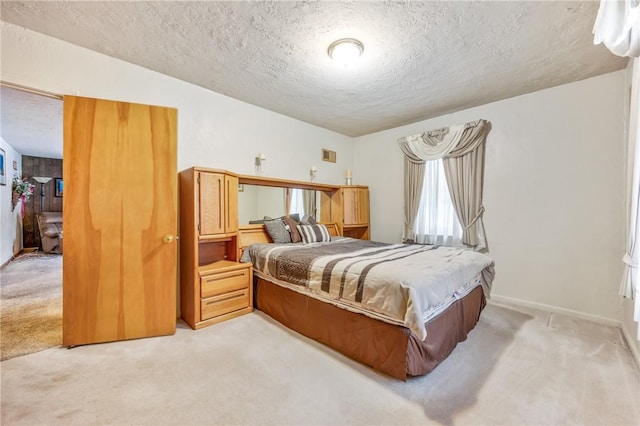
289;188;305;217
414;159;462;245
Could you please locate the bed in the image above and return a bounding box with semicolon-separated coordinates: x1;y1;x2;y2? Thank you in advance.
239;223;495;380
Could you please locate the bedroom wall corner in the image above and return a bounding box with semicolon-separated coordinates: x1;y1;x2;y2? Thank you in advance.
352;70;627;323
0;137;23;266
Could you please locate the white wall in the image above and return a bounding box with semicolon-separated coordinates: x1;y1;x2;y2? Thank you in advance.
0;137;23;265
0;22;353;184
353;71;626;323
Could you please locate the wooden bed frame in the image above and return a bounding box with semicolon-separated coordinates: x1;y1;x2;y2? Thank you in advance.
238;224;486;380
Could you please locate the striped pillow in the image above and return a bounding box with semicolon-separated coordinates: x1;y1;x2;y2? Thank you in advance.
297;224;331;243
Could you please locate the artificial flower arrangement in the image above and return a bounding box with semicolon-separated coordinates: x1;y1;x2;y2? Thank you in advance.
12;175;35;200
12;175;35;216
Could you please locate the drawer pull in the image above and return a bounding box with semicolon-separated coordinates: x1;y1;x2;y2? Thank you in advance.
206;294;243;305
202;271;245;282
205;272;244;280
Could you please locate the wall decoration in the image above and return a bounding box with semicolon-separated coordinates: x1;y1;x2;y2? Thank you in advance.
55;178;63;197
0;148;5;185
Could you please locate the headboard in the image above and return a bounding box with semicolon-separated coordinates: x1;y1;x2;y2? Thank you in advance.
238;223;341;260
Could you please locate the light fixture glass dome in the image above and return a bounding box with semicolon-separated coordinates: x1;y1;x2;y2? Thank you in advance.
328;38;364;66
33;176;52;184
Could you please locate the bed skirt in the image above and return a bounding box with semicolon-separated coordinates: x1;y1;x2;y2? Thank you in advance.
254;277;486;380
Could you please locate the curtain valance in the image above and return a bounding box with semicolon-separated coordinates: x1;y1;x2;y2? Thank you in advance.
398;119;490;162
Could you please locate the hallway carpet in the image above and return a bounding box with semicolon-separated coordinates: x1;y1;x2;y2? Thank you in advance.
0;253;62;361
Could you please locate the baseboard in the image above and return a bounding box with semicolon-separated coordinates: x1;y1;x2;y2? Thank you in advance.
1;248;41;270
0;256;14;270
488;294;621;328
621;321;640;371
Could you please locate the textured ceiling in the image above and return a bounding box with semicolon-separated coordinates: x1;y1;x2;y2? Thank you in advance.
0;86;62;159
0;0;627;140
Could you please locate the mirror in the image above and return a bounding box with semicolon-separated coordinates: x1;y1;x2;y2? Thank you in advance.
238;185;321;225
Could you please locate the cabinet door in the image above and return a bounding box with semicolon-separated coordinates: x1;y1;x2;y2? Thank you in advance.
357;188;370;225
199;172;225;235
343;188;358;225
225;174;238;233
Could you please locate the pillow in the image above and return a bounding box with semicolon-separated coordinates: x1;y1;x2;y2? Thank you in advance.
300;214;317;225
42;223;61;238
248;219;269;224
297;224;331;243
264;219;292;244
288;213;301;223
282;216;302;243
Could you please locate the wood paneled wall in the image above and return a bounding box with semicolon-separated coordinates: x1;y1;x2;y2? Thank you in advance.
21;155;63;248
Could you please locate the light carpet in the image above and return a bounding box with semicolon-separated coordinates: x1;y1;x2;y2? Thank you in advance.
1;301;639;425
0;253;62;361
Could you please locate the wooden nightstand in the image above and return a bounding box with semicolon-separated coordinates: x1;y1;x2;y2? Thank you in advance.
194;260;253;329
179;167;251;330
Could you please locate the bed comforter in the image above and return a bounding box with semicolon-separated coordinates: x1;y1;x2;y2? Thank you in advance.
242;238;495;340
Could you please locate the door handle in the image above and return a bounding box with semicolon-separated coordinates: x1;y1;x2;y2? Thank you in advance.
163;235;179;243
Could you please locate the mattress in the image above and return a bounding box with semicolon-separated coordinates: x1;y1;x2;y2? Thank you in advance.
242;237;495;340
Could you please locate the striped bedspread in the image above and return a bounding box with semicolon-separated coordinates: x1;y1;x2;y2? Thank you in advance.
243;238;495;340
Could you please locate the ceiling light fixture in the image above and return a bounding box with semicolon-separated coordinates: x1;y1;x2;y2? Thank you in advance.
328;38;364;67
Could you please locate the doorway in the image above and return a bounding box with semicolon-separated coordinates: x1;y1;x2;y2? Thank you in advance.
0;83;64;360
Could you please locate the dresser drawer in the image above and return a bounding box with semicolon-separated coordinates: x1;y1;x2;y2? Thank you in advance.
201;289;249;320
201;268;249;298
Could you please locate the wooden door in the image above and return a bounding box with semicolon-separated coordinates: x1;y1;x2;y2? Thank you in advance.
199;172;225;235
63;96;177;346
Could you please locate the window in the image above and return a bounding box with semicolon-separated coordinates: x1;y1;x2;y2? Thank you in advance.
289;188;305;216
414;159;462;245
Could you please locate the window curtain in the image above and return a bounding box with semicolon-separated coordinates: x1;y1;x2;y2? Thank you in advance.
593;0;640;58
398;119;491;248
302;189;316;219
622;59;640;340
288;188;316;219
401;158;426;241
288;188;303;216
414;159;462;245
399;124;465;241
443;128;489;249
